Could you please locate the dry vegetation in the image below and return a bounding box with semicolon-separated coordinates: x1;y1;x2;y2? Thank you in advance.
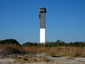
0;44;85;63
0;44;85;57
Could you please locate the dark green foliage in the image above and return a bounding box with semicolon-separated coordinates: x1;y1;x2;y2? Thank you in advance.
22;39;85;47
0;39;85;47
44;40;65;47
23;42;32;46
22;42;38;47
45;42;51;47
0;39;20;45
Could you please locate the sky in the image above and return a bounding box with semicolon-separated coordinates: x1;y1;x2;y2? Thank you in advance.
0;0;85;44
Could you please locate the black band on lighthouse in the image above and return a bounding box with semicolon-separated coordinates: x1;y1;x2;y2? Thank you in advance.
40;13;45;28
39;7;47;28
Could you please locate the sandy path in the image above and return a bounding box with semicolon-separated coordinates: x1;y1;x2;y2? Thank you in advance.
0;57;85;64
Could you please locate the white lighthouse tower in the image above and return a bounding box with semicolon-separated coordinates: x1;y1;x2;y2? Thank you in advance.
39;7;47;44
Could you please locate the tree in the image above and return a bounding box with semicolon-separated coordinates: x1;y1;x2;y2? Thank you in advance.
0;39;20;45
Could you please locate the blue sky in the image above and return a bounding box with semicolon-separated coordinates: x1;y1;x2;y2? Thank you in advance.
0;0;85;44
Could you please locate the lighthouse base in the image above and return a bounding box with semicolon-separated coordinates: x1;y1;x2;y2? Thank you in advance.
40;28;45;44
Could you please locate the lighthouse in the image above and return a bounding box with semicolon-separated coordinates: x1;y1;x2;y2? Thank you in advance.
39;7;47;43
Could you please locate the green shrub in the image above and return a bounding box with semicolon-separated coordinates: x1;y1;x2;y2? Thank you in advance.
49;52;56;56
